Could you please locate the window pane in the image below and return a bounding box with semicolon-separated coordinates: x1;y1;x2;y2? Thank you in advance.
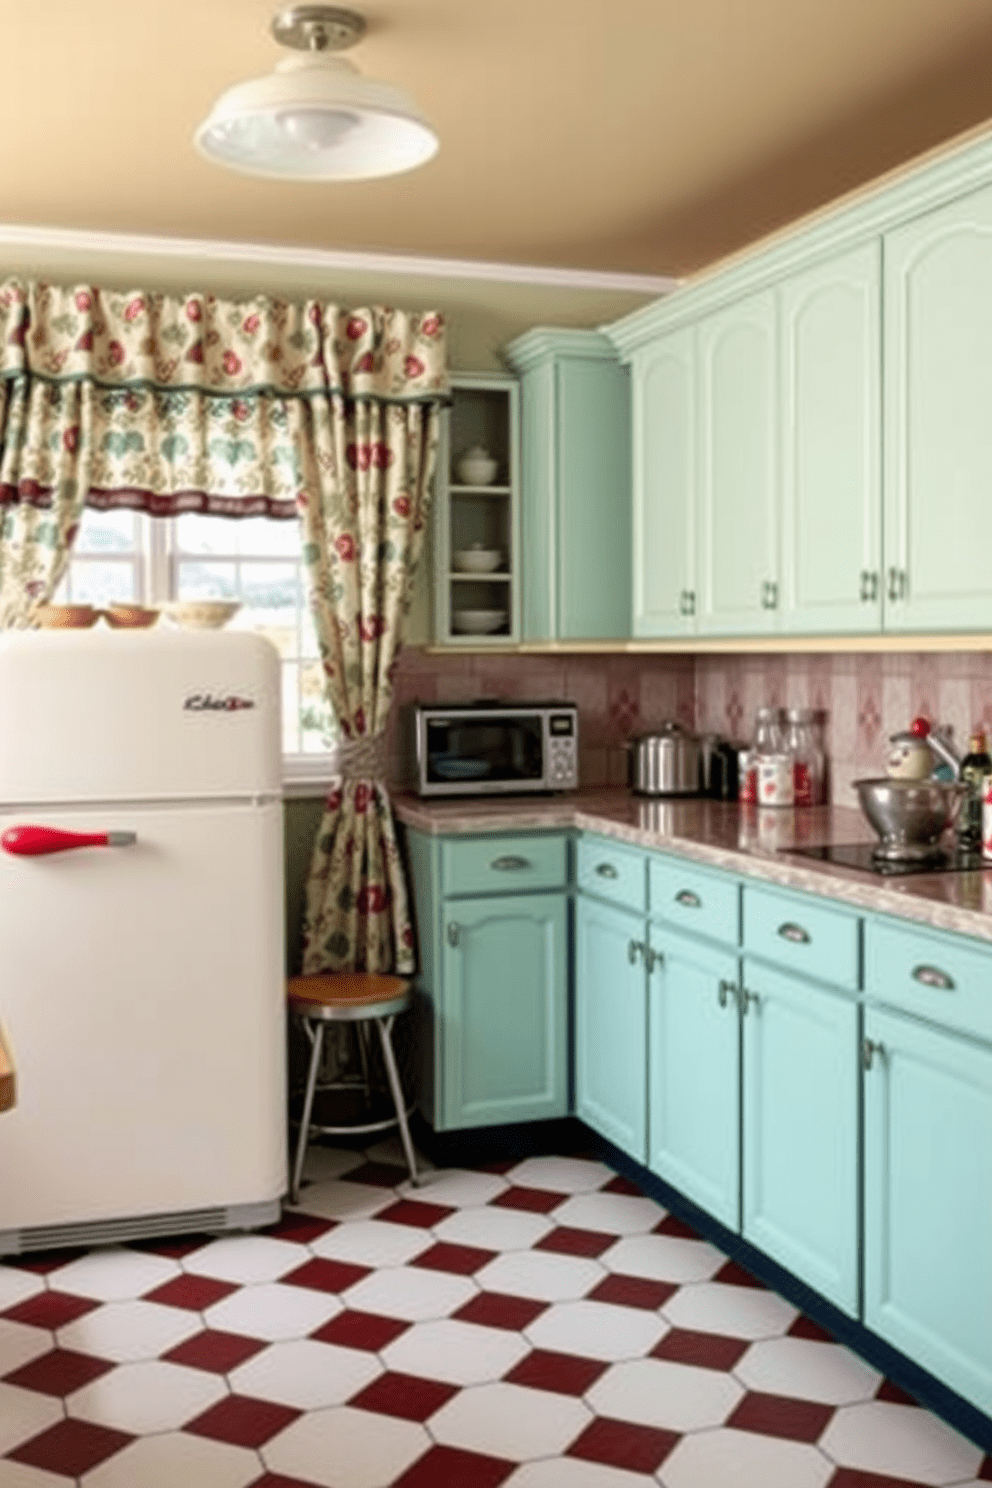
175;560;238;600
175;513;300;558
174;514;236;556
67;561;137;607
75;509;137;555
300;660;335;753
239;516;301;556
234;562;299;659
300;602;319;660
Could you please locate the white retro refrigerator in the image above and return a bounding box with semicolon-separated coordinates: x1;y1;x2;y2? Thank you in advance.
0;629;287;1254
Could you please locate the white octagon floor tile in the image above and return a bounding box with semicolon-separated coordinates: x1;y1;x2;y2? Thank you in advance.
735;1335;883;1405
57;1299;201;1363
433;1206;553;1253
294;1181;395;1223
182;1234;308;1285
47;1248;179;1302
430;1380;591;1461
0;1460;68;1488
820;1400;983;1485
0;1319;55;1376
310;1219;433;1268
506;1157;613;1194
476;1250;602;1303
0;1383;63;1456
381;1317;529;1385
0;1268;44;1313
506;1460;655;1487
262;1404;429;1488
204;1281;341;1341
80;1430;259;1488
552;1192;664;1236
600;1233;724;1283
230;1337;382;1409
662;1281;798;1339
342;1265;474;1322
67;1358;226;1434
401;1169;507;1207
588;1356;743;1431
659;1426;834;1488
525;1299;665;1361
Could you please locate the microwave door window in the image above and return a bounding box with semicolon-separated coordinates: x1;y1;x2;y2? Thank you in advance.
425;717;544;784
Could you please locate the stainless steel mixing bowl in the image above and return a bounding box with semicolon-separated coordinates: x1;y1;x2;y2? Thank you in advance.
853;777;966;861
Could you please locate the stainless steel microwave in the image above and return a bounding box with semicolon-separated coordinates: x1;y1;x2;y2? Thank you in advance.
406;702;579;796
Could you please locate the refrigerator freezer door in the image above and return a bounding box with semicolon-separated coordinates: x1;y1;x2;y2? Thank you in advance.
0;801;286;1234
0;630;282;805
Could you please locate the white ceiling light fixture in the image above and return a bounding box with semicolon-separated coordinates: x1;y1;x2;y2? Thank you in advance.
195;5;438;182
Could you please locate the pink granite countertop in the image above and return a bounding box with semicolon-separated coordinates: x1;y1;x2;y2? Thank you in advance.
391;787;992;944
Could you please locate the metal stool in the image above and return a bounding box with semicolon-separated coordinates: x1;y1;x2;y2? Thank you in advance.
287;972;419;1203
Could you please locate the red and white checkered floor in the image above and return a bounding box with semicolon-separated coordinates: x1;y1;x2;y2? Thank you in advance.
2;1141;990;1488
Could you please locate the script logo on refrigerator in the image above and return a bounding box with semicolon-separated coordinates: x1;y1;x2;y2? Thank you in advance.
183;693;256;712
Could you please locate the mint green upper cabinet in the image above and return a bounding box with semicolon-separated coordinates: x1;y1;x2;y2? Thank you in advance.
575;892;647;1160
779;243;883;634
630;327;697;637
697;289;779;636
884;181;992;632
506;330;631;642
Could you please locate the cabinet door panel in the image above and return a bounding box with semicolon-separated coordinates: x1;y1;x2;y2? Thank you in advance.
648;929;740;1228
884;181;992;631
779;243;882;633
864;1007;992;1414
575;895;647;1160
442;894;567;1130
631;330;696;637
697;291;778;636
742;961;859;1315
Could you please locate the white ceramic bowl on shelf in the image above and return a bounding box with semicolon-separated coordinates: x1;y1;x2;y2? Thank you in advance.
456;448;498;485
161;600;241;630
452;608;507;635
453;547;502;574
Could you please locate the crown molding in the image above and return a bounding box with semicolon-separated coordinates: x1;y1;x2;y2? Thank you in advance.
504;326;622;372
0;223;678;296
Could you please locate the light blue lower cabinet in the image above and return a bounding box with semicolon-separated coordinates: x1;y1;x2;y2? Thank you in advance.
741;958;860;1316
574;893;647;1161
647;928;740;1229
864;1005;992;1415
441;892;568;1130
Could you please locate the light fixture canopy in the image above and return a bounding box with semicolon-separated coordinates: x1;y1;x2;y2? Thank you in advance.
195;5;438;182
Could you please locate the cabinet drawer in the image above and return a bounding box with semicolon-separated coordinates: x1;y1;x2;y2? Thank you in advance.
576;835;647;913
743;883;860;989
648;855;740;945
865;918;992;1044
441;834;567;897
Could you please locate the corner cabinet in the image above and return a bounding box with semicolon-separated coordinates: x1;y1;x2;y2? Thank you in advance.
505;329;632;643
434;374;520;645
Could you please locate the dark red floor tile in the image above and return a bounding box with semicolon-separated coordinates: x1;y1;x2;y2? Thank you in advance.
728;1390;835;1442
589;1274;676;1310
654;1213;701;1239
652;1327;750;1371
281;1257;370;1293
248;1476;327;1488
828;1471;932;1487
8;1418;133;1476
186;1394;301;1448
311;1309;410;1351
2;1290;98;1330
603;1174;645;1197
714;1259;766;1289
479;1158;519;1174
490;1186;564;1215
979;1455;992;1480
535;1226;613;1258
164;1328;268;1373
128;1233;219;1258
568;1416;680;1473
875;1379;921;1407
410;1242;496;1275
143;1273;238;1310
262;1211;336;1245
506;1348;607;1396
377;1198;456;1228
789;1314;837;1342
340;1161;409;1188
3;1247;88;1273
4;1346;113;1396
349;1369;458;1421
453;1292;548;1331
392;1443;515;1488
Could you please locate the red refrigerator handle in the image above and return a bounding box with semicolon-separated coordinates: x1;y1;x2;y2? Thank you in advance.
1;825;137;856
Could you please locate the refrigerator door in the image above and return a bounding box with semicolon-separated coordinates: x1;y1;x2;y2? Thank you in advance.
0;800;286;1234
0;630;282;805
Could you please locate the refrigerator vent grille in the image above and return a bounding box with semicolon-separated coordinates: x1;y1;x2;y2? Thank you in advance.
3;1206;228;1254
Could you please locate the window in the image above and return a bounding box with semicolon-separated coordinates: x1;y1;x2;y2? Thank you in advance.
57;508;336;778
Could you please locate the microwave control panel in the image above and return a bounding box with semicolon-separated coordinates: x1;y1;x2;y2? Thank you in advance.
548;712;579;788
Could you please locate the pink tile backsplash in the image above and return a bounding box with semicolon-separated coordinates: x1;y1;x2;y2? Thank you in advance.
388;647;992;806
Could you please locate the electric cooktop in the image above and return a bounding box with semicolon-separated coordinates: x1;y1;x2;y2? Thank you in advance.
785;843;992;877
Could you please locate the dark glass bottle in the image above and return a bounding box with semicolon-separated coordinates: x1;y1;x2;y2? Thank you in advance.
957;729;991;851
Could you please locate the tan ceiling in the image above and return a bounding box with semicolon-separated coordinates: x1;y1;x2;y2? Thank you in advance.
4;0;992;280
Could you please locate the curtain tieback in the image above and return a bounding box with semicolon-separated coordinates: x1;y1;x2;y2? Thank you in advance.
334;734;388;779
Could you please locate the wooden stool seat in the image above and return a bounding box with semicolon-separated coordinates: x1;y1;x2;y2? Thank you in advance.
286;971;419;1203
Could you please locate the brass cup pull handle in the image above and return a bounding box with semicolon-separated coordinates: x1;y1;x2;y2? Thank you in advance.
596;862;619;879
675;889;702;909
491;855;530;871
911;963;955;992
777;922;811;945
